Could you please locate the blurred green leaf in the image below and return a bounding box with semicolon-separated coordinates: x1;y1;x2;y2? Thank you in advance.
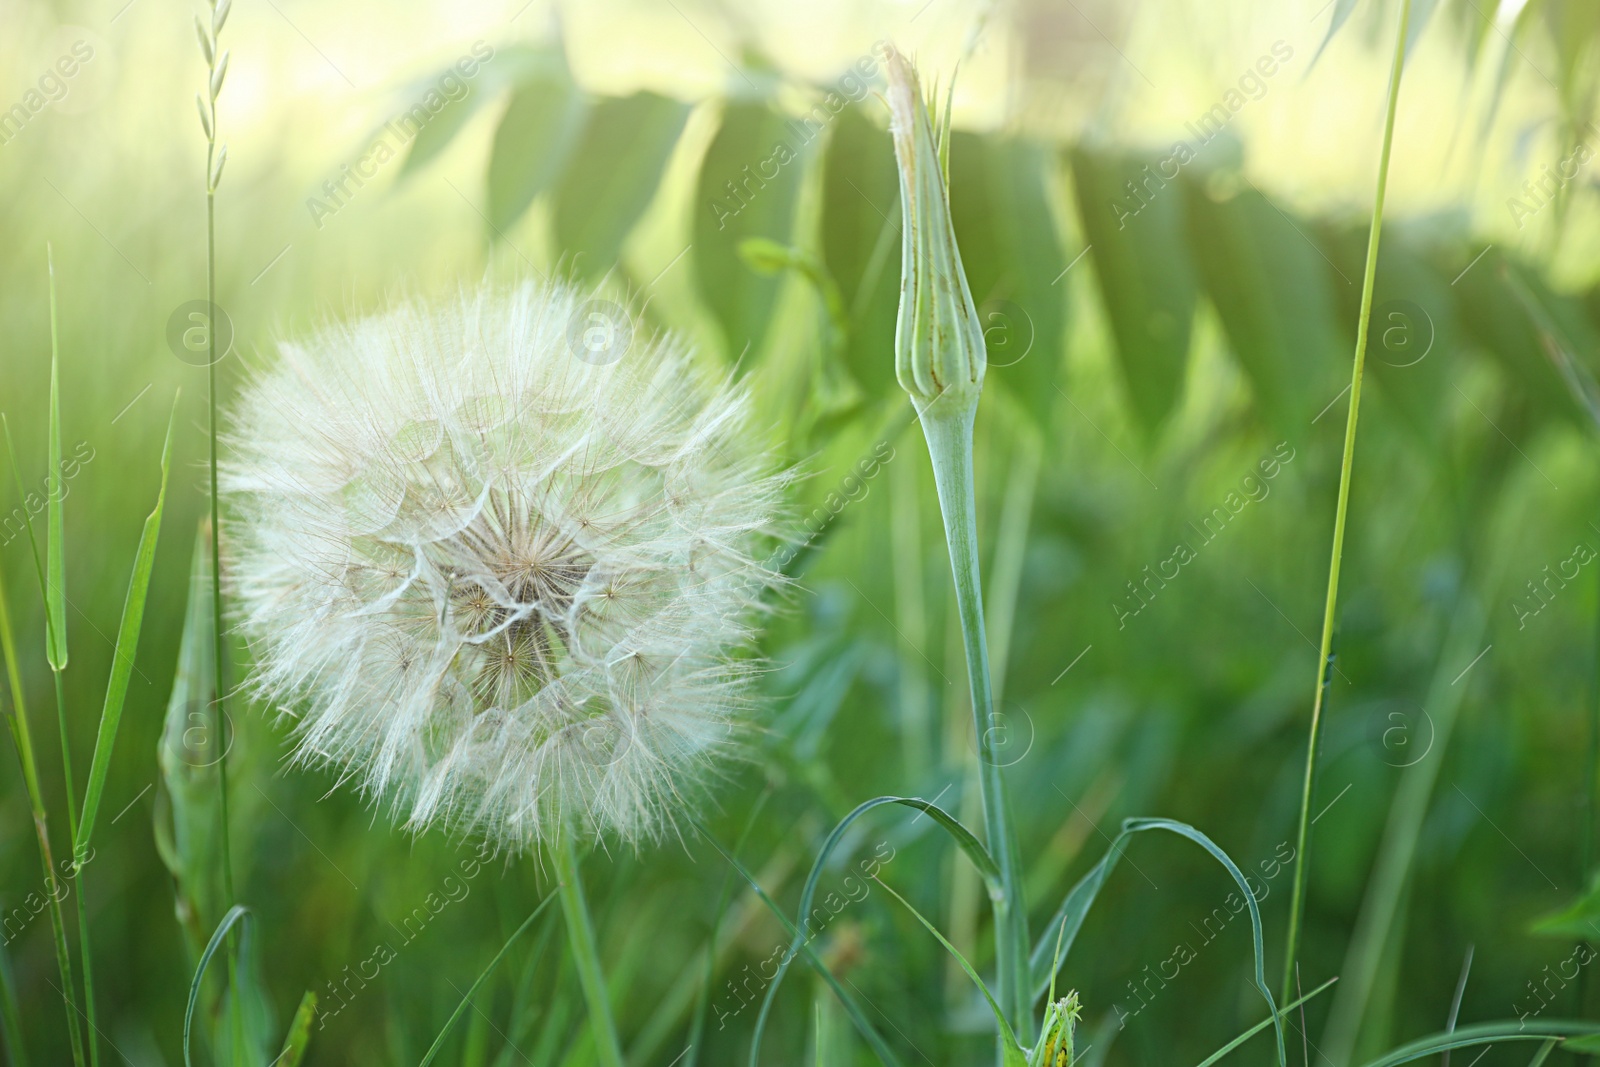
948;131;1067;425
1530;876;1600;938
693;101;811;361
1445;251;1591;428
1069;147;1198;435
820;105;900;398
1181;175;1347;435
400;43;561;178
1307;0;1360;72
486;59;588;235
552;91;689;278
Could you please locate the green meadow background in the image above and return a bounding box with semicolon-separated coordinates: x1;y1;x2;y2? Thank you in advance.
3;0;1600;1063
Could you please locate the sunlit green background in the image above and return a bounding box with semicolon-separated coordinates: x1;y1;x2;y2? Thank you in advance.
3;0;1600;1063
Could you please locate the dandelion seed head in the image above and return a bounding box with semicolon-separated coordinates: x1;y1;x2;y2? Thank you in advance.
224;280;788;850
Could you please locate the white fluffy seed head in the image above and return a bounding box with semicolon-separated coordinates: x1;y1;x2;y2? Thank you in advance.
224;280;789;851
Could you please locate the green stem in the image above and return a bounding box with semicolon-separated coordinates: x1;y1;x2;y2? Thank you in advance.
552;830;624;1067
919;400;1030;1041
1279;0;1412;1006
0;572;85;1067
55;672;99;1067
205;98;244;1063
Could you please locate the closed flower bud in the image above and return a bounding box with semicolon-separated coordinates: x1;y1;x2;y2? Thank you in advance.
885;49;985;418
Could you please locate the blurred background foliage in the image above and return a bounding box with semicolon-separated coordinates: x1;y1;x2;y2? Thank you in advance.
4;0;1600;1063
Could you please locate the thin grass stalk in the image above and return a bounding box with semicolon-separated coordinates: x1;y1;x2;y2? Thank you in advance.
197;4;243;1055
552;831;625;1067
0;547;85;1067
1581;567;1600;1018
1279;0;1413;1005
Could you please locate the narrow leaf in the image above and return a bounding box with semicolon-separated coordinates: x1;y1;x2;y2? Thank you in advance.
1307;0;1360;72
45;247;66;671
1029;818;1287;1066
752;795;1000;1064
1355;1021;1600;1066
184;905;251;1067
873;876;1026;1065
693;823;904;1067
419;893;555;1066
75;394;178;859
1191;977;1337;1067
274;991;316;1067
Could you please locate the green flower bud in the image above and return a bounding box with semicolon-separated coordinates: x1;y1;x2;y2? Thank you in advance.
885;49;985;418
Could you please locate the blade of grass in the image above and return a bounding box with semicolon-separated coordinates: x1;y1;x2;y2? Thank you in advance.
184;904;249;1067
0;520;84;1067
872;876;1027;1065
751;794;1001;1066
419;893;555;1067
1354;1020;1600;1066
1440;944;1473;1067
44;246;66;673
1280;0;1415;1006
1191;978;1338;1067
75;394;177;859
693;821;904;1067
272;991;317;1067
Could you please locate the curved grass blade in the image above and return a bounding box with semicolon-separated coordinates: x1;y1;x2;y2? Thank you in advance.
75;394;178;860
274;991;317;1067
419;892;555;1067
872;876;1027;1066
1192;977;1337;1067
1028;817;1287;1066
751;795;999;1065
1354;1020;1600;1066
693;821;903;1067
184;904;250;1067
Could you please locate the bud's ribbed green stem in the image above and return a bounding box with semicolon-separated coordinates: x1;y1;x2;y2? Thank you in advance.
886;48;1031;1044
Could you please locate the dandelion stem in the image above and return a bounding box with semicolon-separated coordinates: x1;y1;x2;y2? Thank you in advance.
919;398;1030;1041
552;831;625;1067
1279;0;1412;1005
